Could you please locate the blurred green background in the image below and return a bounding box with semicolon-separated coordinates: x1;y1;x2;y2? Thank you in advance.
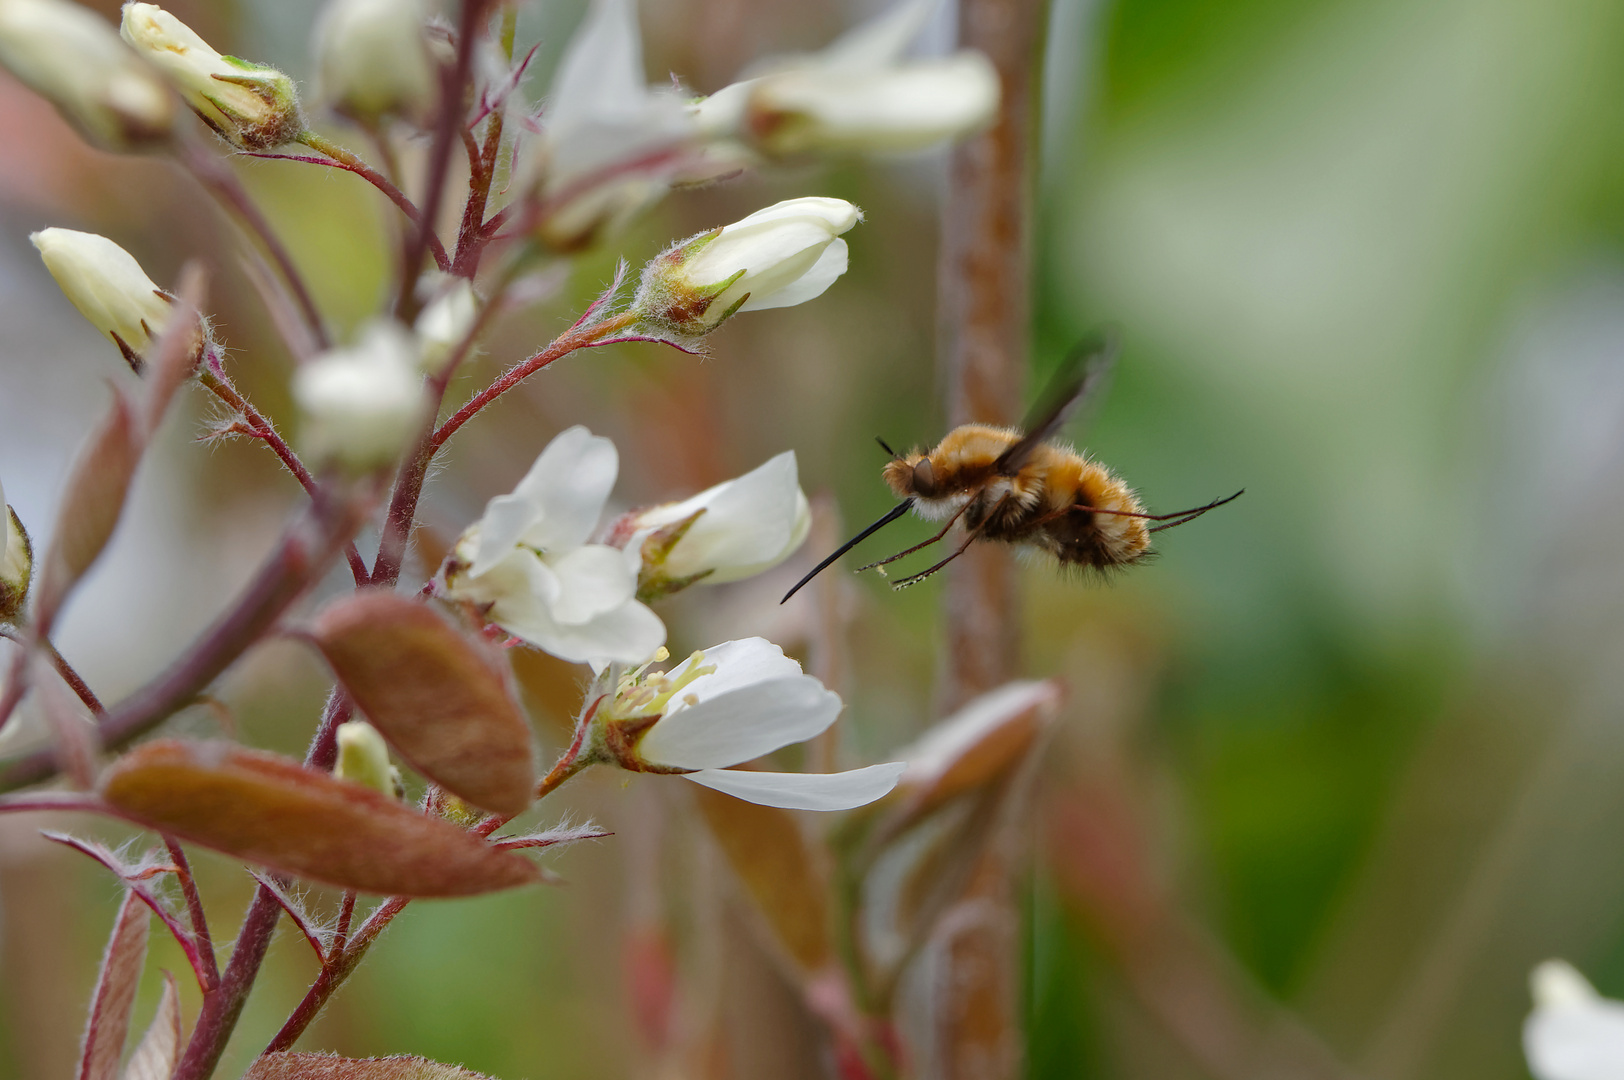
4;0;1624;1077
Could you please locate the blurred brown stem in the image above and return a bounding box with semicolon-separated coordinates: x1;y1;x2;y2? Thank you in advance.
925;0;1047;1076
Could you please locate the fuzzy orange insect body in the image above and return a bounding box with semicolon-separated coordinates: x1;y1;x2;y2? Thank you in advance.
881;424;1151;570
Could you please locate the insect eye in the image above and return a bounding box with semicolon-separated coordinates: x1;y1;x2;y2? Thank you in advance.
912;458;935;494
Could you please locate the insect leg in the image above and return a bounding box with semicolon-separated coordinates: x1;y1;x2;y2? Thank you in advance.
1147;489;1244;532
888;498;1005;589
854;502;969;572
1028;489;1245;528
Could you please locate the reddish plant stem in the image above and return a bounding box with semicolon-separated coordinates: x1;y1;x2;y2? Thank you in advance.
182;140;330;352
283;134;451;272
333;891;357;955
0;629;103;715
0;495;364;793
173;887;283;1080
164;837;219;988
262;735;594;1055
397;0;493;325
199;369;368;584
451;113;506;277
431;314;635;454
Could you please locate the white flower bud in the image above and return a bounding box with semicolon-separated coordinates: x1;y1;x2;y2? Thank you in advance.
413;277;479;377
30;227;176;370
120;2;302;149
313;0;434;122
0;0;174;151
334;719;401;799
621;451;811;599
631;197;860;336
692;0;998;158
293;320;426;471
1525;960;1624;1080
0;477;32;623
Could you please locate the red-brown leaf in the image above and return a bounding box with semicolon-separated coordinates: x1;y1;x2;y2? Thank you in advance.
79;889;149;1080
37;390;142;629
310;592;535;815
100;741;541;897
243;1053;498;1079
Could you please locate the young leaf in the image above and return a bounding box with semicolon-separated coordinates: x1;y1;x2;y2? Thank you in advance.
36;389;143;631
690;785;831;972
78;889;150;1080
120;970;181;1080
310;592;536;815
100;740;543;897
242;1053;499;1078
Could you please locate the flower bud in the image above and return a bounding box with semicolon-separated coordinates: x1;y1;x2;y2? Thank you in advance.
691;0;998;158
334;719;402;799
293;320;426;471
0;479;32;623
30;227;181;371
120;3;303;150
617;451;811;600
0;0;174;152
631;197;860;337
313;0;434;123
413;277;479;377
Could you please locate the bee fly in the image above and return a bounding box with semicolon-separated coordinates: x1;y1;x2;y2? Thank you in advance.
781;332;1242;603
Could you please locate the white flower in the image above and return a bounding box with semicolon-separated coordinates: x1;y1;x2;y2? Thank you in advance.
442;426;665;668
693;0;997;158
313;0;434;122
601;637;905;811
0;476;31;622
1526;960;1624;1080
30;227;175;369
632;197;861;336
0;0;173;151
518;0;694;251
622;451;811;596
413;277;479;377
292;320;426;471
120;2;302;149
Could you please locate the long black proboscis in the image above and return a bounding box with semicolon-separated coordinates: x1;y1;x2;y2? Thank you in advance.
781;499;915;604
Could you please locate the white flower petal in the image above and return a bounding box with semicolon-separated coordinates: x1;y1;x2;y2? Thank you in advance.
492;586;664;668
683;762;906;810
638;674;838;770
818;0;939;71
548;544;638;624
722;196;864;234
547;0;648;131
471;426;617;576
635;452;807;582
662;637;804;702
738;238;848;312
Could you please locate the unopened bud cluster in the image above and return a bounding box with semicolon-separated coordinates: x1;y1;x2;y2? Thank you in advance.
630;197;860;338
121;3;302;150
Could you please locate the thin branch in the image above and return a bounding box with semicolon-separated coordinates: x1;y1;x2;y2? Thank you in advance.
163;837;219;987
182;139;329;351
198;368;368;584
274;134;451;272
0;628;103;715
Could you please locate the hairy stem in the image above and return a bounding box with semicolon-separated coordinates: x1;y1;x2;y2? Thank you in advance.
164;837;219;988
173;886;283;1080
183;140;329;351
199;369;368;584
290;133;451;272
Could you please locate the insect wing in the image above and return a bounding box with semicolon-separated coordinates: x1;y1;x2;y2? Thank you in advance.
994;329;1120;477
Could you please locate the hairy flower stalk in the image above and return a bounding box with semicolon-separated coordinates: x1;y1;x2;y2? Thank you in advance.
0;0;173;151
591;638;905;810
631;197;861;339
121;2;303;149
30;227;201;373
692;0;998;158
